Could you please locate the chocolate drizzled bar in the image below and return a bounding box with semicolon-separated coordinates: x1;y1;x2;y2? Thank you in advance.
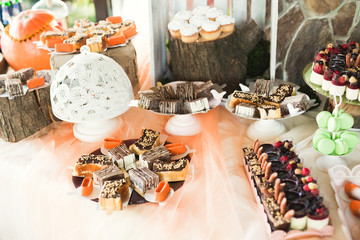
129;167;159;194
184;97;210;113
159;100;181;114
139;145;171;170
108;143;135;170
153;158;188;172
154;85;176;99
195;80;214;99
5;78;24;97
76;154;112;166
273;84;294;97
93;165;124;187
9;68;34;84
176;82;196;101
138;92;160;111
253;79;271;97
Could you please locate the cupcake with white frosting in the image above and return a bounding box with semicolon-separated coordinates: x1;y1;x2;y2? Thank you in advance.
173;11;192;22
206;8;224;21
200;21;221;41
193;5;210;16
216;15;235;33
189;15;209;29
180;24;199;43
168;20;185;38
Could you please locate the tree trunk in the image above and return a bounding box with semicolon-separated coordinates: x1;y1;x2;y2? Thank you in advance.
0;86;56;142
168;19;263;95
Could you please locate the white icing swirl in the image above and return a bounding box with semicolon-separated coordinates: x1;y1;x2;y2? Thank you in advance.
189;15;209;28
216;15;235;25
201;21;220;32
193;5;210;16
206;8;224;19
180;24;198;36
173;11;192;21
168;20;184;31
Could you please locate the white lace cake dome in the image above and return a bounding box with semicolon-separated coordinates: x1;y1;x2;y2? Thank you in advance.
50;46;134;123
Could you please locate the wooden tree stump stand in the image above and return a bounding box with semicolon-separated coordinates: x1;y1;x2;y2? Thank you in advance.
0;86;55;142
169;20;263;94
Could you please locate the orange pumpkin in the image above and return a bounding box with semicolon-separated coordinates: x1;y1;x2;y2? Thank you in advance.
1;9;63;71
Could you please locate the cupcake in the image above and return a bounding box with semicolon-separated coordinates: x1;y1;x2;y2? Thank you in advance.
287;202;308;230
189;15;209;29
310;59;326;85
330;73;347;96
322;68;333;91
173;11;192;22
346;76;359;100
180;24;199;43
192;5;210;16
168;20;184;38
216;15;235;33
200;21;221;41
205;8;224;21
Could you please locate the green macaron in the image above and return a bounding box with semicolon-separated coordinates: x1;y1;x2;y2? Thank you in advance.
316;138;335;155
339;113;354;130
327;116;341;132
315;129;331;138
334;139;349;155
313;132;331;146
340;131;359;149
316;111;332;128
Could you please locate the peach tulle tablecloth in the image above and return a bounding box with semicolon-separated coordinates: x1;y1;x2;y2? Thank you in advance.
0;42;352;240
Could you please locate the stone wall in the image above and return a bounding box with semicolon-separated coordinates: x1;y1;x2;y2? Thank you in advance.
257;0;360;86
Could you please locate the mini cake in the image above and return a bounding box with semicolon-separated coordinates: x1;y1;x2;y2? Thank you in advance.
129;167;159;196
65;28;77;38
108;143;136;170
229;91;263;108
154;85;176;99
184;97;210;113
86;36;104;52
258;105;282;119
36;70;54;84
307;206;329;230
159;100;182;114
152;158;189;182
205;8;224;21
322;68;333;91
253;79;271;97
195;80;214;99
64;34;89;50
74;18;93;28
5;78;24;97
99;179;129;211
168;20;184;38
189;15;209;29
74;154;113;177
9;68;34;84
176;82;196;101
138;91;160;111
192;5;210;16
273;84;295;97
310;60;326;85
216;15;235;33
76;27;89;35
200;21;221;41
40;31;68;44
129;129;161;155
346;76;359;100
280;94;309;116
330;74;347;96
235;103;259;118
173;10;192;22
139;145;171;170
180;24;199;43
93;165;125;187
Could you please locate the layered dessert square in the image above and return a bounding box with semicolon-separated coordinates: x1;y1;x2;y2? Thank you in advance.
159;100;181;114
74;154;113;177
253;79;271;97
258;105;282;119
235;103;259;118
93;165;124;187
184;97;210;113
99;179;129;211
108;143;136;171
129;129;161;155
5;78;24;97
139;145;171;170
280;94;309;116
138;91;160;111
128;167;159;195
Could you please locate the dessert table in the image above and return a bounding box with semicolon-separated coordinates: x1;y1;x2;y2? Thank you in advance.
0;97;353;239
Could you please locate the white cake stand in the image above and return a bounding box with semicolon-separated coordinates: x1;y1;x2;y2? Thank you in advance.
225;93;314;142
134;81;226;136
